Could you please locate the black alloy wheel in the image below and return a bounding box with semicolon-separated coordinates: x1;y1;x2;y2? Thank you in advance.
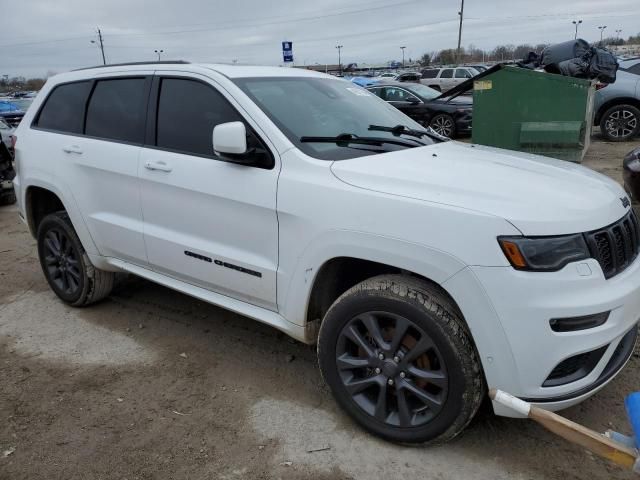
335;311;448;428
430;114;455;138
42;227;82;296
601;105;640;141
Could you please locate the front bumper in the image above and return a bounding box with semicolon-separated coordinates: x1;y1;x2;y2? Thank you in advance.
444;254;640;417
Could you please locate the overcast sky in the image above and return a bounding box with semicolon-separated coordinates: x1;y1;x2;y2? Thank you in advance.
2;0;640;78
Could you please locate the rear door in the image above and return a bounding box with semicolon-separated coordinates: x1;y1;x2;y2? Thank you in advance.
32;75;151;265
439;69;454;91
138;72;279;310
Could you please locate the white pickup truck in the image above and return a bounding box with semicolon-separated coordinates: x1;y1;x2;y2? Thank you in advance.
13;62;640;444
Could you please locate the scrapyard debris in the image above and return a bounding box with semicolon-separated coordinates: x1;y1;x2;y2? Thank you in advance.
306;445;331;453
171;410;191;416
179;352;187;358
279;461;292;467
2;447;15;458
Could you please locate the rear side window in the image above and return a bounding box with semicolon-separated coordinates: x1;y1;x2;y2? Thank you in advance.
85;78;147;143
36;81;91;134
440;69;453;78
421;70;437;79
156;78;242;157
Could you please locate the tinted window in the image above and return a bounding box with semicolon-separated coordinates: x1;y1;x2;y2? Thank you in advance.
440;69;453;78
421;70;438;78
36;81;91;134
624;63;640;75
368;87;384;98
85;78;147;143
382;87;418;102
156;78;244;157
455;69;472;78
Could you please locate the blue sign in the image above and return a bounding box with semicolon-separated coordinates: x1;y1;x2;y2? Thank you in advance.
282;41;293;63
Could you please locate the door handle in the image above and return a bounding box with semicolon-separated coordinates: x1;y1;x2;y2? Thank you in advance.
144;160;172;172
62;145;83;154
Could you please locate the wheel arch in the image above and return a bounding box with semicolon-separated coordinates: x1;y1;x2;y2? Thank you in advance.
594;97;640;125
280;232;468;343
23;181;99;256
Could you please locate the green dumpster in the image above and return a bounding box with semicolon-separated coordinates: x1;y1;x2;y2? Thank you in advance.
470;66;595;163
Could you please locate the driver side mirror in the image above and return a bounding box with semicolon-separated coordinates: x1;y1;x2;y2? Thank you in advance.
213;121;250;163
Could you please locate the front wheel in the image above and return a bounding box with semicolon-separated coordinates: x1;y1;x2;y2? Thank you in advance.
430;114;456;138
317;275;484;444
600;104;640;142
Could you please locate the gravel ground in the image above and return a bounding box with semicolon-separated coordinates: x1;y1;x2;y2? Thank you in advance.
1;135;639;480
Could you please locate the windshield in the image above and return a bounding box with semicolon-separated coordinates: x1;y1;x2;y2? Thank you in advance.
402;83;441;100
233;76;433;160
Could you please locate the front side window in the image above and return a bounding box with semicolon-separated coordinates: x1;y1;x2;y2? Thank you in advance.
85;78;147;143
35;81;92;134
382;87;416;102
440;69;453;78
156;78;243;157
155;78;271;166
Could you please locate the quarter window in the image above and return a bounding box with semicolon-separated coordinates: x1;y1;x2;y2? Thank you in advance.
35;81;92;134
85;78;147;143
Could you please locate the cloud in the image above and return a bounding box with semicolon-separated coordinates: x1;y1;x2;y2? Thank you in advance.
1;0;639;77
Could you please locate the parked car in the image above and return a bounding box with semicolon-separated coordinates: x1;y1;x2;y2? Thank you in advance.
0;137;15;205
623;146;640;201
393;72;421;83
0;100;25;127
0;118;14;147
594;58;640;141
464;64;488;72
14;63;640;444
367;81;472;138
420;67;479;92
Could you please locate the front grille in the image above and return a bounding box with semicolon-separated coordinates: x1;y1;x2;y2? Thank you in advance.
585;210;640;279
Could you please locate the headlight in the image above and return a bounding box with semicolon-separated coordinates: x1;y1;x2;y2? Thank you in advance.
498;234;589;271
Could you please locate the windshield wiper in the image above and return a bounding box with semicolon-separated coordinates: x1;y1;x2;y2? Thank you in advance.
300;133;419;149
368;124;450;143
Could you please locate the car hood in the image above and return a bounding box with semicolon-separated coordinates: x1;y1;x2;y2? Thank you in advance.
330;141;629;236
431;95;473;106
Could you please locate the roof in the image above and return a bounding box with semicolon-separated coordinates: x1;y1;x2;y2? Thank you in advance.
68;62;331;79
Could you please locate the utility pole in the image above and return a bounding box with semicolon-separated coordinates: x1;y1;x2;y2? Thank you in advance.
91;28;106;65
456;0;464;64
336;45;343;76
400;46;406;68
598;25;607;44
572;20;582;39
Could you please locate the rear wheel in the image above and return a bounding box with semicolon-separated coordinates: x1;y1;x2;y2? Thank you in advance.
37;211;114;306
430;114;456;138
600;104;640;142
317;275;484;444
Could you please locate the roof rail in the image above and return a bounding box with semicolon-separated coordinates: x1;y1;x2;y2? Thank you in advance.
73;60;190;71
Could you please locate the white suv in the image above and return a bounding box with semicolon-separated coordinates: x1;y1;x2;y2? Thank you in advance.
13;62;640;444
420;67;479;92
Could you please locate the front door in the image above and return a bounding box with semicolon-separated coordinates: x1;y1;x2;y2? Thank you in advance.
138;73;279;310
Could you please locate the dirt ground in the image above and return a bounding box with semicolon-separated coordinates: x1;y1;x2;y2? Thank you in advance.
1;135;639;480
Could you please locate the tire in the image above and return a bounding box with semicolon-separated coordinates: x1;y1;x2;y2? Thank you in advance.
429;113;456;138
0;189;16;205
317;274;484;444
600;104;640;142
37;211;115;306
